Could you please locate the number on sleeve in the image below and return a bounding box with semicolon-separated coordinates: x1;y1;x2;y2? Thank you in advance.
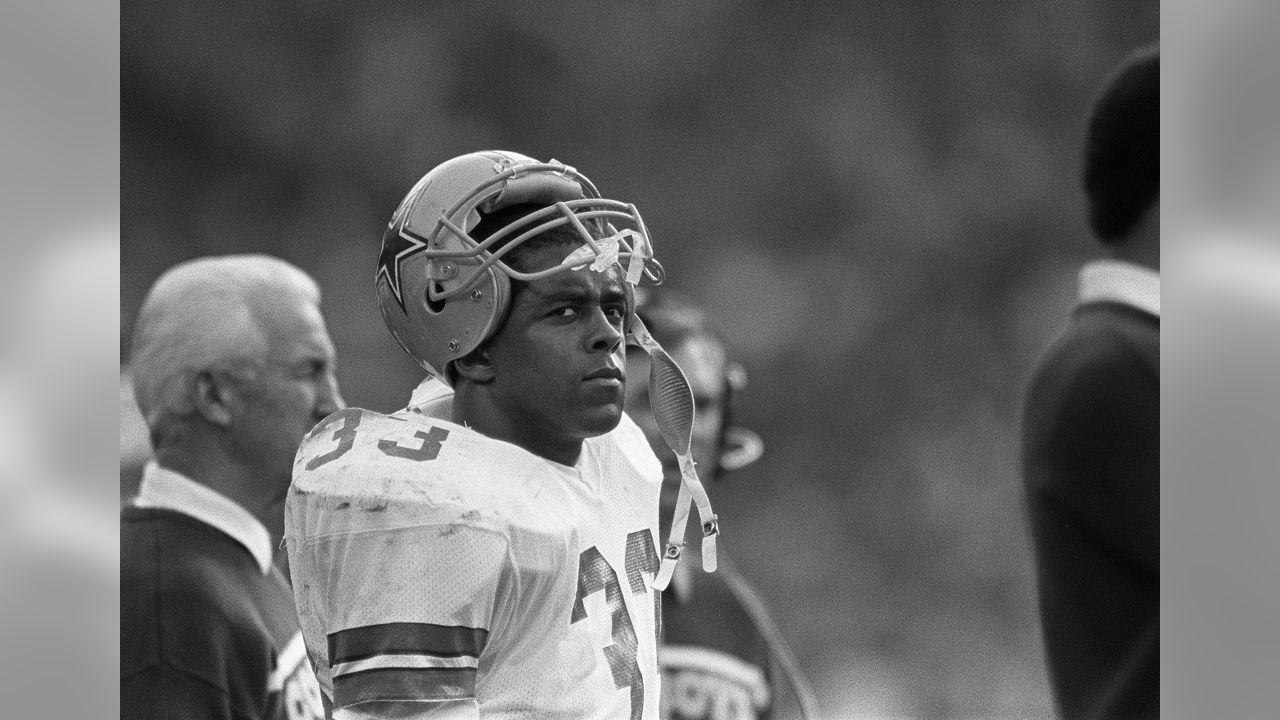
305;408;362;471
378;426;450;461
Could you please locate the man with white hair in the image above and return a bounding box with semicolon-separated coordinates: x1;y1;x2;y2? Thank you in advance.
121;254;342;720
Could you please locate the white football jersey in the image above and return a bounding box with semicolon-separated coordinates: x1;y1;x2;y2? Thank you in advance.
285;386;664;720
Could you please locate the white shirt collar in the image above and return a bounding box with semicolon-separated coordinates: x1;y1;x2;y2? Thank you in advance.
134;462;274;575
1079;259;1160;317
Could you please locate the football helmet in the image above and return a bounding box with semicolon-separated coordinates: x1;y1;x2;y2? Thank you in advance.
376;150;662;381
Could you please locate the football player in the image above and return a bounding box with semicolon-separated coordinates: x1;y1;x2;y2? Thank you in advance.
285;151;718;719
625;288;819;720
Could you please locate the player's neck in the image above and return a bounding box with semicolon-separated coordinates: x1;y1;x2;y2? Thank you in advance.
452;387;584;467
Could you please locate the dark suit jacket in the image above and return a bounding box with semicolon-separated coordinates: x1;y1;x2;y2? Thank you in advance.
120;506;318;720
1022;301;1159;720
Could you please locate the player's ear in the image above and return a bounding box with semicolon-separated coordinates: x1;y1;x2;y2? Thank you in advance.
192;370;236;427
452;348;495;384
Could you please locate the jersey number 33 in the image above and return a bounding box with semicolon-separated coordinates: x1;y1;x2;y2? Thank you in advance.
572;530;660;720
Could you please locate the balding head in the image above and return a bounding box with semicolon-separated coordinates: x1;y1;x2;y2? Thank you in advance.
129;255;322;442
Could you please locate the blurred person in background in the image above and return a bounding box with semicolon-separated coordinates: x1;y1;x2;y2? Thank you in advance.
121;255;341;719
625;288;819;720
1021;46;1159;720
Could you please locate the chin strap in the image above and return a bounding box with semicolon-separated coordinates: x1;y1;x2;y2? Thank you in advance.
627;313;719;590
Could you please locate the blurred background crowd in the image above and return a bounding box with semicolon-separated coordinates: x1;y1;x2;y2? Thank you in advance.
118;2;1158;718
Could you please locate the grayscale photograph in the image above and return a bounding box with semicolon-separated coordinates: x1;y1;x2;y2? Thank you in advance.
0;0;1258;718
116;2;1162;719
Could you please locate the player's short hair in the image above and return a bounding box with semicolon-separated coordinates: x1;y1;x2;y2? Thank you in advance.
471;202;592;276
129;254;321;437
1084;44;1159;244
472;200;630;320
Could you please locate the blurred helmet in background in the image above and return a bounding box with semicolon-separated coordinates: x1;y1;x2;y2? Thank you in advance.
375;150;662;383
629;287;764;480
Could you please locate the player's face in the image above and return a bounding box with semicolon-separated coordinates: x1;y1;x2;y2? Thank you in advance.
482;243;630;464
231;297;344;517
624;333;728;517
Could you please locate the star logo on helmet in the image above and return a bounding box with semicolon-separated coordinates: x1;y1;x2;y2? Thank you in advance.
376;226;428;312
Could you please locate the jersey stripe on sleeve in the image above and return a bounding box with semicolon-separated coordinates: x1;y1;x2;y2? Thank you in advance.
334;667;477;707
327;622;489;708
